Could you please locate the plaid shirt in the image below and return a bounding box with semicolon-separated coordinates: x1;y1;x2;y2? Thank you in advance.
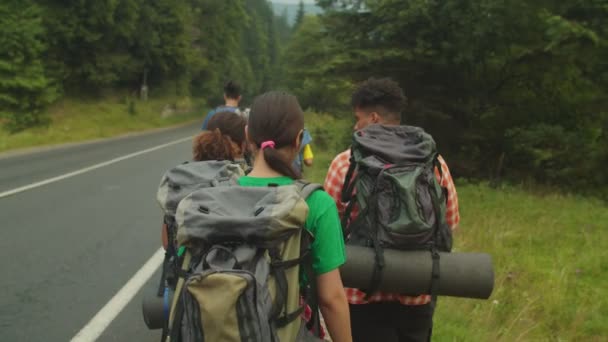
324;149;460;306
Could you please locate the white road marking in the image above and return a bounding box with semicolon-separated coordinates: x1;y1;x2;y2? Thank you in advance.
71;248;165;342
0;136;191;199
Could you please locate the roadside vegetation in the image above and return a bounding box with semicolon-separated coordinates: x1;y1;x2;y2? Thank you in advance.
0;96;202;153
304;112;608;341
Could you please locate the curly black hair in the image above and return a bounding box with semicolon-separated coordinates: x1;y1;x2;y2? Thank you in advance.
351;78;406;122
224;80;241;99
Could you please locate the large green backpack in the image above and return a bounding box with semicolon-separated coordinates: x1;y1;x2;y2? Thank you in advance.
167;180;323;342
341;124;452;297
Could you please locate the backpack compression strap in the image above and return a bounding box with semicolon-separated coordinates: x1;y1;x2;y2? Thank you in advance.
287;180;323;335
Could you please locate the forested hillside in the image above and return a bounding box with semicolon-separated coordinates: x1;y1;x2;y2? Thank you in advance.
0;0;290;132
1;0;606;197
284;0;608;198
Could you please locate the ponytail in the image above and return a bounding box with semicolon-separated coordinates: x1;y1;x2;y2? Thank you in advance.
248;91;305;179
262;147;301;179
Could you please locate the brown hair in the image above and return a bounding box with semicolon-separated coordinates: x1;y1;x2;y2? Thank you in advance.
207;111;246;147
224;80;241;100
192;129;239;161
248;91;304;179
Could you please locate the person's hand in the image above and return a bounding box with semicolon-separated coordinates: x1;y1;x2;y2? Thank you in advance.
304;158;313;167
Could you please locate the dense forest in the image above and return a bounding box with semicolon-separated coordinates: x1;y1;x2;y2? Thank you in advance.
1;0;607;197
284;0;608;198
0;0;290;131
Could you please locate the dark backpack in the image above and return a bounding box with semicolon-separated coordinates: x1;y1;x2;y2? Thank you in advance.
341;124;452;297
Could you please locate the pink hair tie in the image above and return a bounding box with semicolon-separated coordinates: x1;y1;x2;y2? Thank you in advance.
261;140;275;150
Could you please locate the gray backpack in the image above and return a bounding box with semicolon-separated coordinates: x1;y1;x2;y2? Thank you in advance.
167;181;323;342
341;124;452;297
157;160;246;217
155;160;246;325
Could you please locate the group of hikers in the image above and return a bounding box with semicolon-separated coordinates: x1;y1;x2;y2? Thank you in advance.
198;81;314;174
157;78;460;342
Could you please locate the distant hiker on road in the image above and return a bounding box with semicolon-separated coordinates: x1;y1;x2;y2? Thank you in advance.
201;80;243;130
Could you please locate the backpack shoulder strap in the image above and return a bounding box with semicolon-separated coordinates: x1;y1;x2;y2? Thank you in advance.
294;180;323;200
341;148;357;203
293;179;323;337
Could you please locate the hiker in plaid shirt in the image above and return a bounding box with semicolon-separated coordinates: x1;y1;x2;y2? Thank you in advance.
324;78;460;342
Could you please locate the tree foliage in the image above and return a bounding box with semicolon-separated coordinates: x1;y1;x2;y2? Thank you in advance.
308;0;608;196
0;1;57;132
281;16;352;112
0;0;287;132
294;0;306;30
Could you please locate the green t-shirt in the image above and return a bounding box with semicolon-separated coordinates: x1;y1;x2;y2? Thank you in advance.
238;176;346;275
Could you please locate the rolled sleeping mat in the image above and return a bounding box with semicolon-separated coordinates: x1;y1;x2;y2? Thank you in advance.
340;245;494;299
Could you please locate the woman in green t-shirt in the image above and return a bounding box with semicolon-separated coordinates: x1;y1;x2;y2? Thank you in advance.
242;91;352;342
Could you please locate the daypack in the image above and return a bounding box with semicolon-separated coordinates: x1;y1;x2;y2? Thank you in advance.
167;180;323;342
341;124;452;297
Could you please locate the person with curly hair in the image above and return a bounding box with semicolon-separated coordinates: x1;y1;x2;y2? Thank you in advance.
324;78;460;342
192;111;249;164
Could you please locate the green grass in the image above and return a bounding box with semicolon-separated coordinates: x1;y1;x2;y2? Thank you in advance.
0;95;205;153
303;113;608;342
302;110;353;181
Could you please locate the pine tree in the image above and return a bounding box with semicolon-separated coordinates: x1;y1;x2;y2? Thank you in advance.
294;0;305;30
0;1;56;132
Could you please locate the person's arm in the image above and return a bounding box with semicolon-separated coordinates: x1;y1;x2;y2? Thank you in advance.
317;270;352;342
307;190;352;342
323;152;350;217
435;155;460;231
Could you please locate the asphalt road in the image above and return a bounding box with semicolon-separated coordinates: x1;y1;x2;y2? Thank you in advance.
0;122;201;341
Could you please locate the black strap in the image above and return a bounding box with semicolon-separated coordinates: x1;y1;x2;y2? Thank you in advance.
364;235;385;300
432;154;449;204
159;216;177;296
340;150;357;203
300;230;321;336
428;175;448;250
269;246;312;328
158;252;170;296
429;248;441;296
362;169;388;300
340;198;356;239
275;306;305;328
168;295;184;342
270;249;311;269
176;268;190;279
433;153;443;182
269;248;289;322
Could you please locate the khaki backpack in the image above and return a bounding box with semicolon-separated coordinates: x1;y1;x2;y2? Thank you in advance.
167;181;323;342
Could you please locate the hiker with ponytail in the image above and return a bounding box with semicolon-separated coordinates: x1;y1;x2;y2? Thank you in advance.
241;91;352;342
